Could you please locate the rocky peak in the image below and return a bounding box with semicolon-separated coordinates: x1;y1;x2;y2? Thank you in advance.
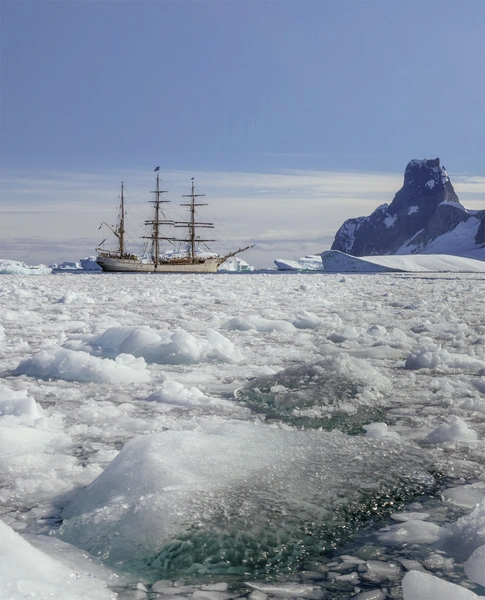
331;158;483;258
390;157;460;217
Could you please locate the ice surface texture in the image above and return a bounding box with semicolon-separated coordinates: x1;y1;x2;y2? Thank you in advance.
235;354;390;431
0;520;116;600
60;421;434;578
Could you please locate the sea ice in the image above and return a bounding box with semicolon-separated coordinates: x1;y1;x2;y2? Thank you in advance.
1;270;484;598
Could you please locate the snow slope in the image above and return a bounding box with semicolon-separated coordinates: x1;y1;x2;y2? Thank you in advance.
275;251;485;272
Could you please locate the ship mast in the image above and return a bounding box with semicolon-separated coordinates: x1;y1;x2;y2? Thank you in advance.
97;182;126;256
143;173;172;266
176;178;215;260
118;182;125;256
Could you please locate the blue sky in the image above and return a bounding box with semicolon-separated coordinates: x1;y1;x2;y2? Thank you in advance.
1;0;484;267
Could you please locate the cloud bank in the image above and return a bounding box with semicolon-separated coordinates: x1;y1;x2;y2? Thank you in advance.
1;167;483;268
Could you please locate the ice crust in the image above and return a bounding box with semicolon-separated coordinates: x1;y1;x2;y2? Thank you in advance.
60;421;434;577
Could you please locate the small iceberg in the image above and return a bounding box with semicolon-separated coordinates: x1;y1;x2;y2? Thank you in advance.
0;259;52;275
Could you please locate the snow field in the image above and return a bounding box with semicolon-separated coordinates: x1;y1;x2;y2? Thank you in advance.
0;271;484;599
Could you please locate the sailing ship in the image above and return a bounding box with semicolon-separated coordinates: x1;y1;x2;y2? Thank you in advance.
96;173;252;273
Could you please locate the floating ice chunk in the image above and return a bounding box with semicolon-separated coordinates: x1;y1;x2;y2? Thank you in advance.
402;570;480;600
205;329;244;362
0;259;52;275
23;532;128;587
441;485;485;509
459;397;485;412
58;291;95;304
0;520;116;600
396;558;426;572
245;582;324;598
378;520;446;545
191;590;232;600
274;256;323;271
464;544;485;586
423;553;454;571
221;315;296;333
0;424;70;459
13;346;151;384
425;416;477;444
218;257;254;272
79;256;102;270
292;311;323;330
0;423;78;504
118;327;163;355
0;385;43;420
145;380;211;407
363;559;401;582
363;423;401;441
60;422;433;577
352;590;386;600
391;512;430;522
411;321;469;338
328;326;366;343
405;345;485;371
87;326;243;364
442;498;485;561
89;326;162;357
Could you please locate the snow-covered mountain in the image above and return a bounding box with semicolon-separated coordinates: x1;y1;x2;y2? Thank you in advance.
331;158;484;260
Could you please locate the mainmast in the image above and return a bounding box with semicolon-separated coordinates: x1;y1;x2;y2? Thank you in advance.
118;182;125;256
176;178;215;260
143;173;172;266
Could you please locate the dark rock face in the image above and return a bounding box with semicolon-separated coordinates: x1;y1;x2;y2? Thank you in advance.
331;158;484;257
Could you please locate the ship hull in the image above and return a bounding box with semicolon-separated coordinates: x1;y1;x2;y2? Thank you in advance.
96;256;222;273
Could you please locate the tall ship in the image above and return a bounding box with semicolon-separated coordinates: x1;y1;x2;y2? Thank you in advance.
96;172;252;273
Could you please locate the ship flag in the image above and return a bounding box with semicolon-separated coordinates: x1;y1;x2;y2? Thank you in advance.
154;166;160;172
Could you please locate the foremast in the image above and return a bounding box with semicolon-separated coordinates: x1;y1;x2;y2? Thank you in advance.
97;182;126;257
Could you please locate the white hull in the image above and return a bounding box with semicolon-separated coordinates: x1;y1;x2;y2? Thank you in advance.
96;255;222;273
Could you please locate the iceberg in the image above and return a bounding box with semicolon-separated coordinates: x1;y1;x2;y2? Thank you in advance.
60;421;434;579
